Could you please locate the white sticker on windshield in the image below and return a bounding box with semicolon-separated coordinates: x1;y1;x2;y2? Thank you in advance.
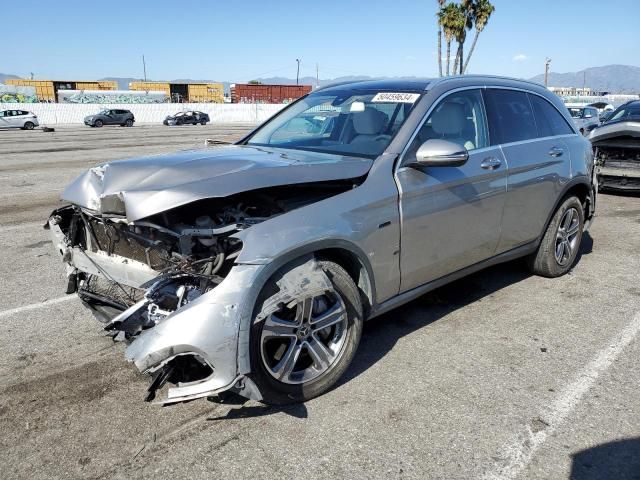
372;92;420;103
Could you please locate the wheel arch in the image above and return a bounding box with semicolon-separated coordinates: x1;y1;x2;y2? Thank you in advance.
234;239;376;377
538;176;594;245
240;239;376;319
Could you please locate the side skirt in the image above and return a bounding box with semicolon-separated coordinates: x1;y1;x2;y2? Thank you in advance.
368;241;538;320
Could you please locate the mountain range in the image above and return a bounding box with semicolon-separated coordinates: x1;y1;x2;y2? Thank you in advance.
528;65;640;94
2;65;639;93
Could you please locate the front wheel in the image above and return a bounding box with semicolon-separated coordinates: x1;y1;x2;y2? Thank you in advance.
125;119;133;127
249;260;363;404
527;195;584;277
94;119;103;128
200;120;207;125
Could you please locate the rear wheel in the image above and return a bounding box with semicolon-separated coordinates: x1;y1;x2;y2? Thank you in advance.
200;120;207;125
527;195;584;277
23;122;35;130
94;119;103;128
249;260;363;404
125;119;133;127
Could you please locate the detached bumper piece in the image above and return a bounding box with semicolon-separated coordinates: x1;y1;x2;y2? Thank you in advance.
144;354;214;402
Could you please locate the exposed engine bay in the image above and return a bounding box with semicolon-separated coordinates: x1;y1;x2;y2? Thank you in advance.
591;122;640;191
51;181;355;323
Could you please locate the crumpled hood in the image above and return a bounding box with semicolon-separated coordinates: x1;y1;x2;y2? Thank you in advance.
589;120;640;145
61;145;373;221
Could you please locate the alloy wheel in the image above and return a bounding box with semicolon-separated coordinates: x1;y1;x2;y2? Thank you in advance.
555;207;580;266
260;291;348;385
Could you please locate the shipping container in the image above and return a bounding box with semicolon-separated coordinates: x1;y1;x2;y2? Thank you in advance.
130;82;224;103
129;82;171;96
187;83;224;103
230;84;312;104
5;79;117;102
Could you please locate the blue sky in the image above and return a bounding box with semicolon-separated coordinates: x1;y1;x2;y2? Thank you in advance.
2;0;638;81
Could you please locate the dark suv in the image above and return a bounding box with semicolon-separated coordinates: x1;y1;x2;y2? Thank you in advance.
84;109;135;127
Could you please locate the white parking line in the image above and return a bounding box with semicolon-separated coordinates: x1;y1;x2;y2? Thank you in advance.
0;296;75;320
483;312;640;480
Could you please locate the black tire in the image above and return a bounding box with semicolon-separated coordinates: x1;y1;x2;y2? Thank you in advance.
23;122;35;130
527;196;584;277
200;120;207;125
94;119;103;128
125;119;133;127
249;260;363;405
192;122;197;125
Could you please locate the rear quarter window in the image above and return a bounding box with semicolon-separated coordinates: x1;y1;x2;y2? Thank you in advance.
528;94;574;137
484;89;538;144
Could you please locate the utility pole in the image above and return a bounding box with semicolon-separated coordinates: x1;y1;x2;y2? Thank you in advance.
142;55;147;82
296;59;301;85
544;57;551;87
316;63;319;88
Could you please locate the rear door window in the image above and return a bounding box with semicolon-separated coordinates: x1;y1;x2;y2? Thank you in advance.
528;94;574;137
484;89;537;145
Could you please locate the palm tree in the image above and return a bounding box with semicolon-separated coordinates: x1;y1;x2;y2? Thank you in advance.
436;0;446;77
453;0;473;75
439;3;464;76
462;0;495;74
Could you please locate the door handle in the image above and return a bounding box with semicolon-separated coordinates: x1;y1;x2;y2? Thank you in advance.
549;146;565;157
480;157;502;170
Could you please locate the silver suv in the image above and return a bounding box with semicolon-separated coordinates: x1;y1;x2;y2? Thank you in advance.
0;109;39;130
48;76;596;405
567;105;600;135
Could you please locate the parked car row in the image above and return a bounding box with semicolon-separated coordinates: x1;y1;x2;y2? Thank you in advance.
0;109;212;130
82;109;211;127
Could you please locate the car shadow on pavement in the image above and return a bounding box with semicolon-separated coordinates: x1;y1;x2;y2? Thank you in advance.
337;260;531;388
339;232;594;389
206;394;308;420
569;438;640;480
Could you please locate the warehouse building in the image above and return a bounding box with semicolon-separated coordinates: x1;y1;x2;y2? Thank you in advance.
129;82;224;103
5;79;117;102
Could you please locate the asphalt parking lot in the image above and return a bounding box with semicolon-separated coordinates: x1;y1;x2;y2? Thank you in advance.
0;124;638;480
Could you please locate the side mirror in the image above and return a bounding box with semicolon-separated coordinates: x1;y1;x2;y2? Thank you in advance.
413;139;469;167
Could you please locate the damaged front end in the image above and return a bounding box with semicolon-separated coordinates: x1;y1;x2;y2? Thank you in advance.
46;182;358;404
591;121;640;191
